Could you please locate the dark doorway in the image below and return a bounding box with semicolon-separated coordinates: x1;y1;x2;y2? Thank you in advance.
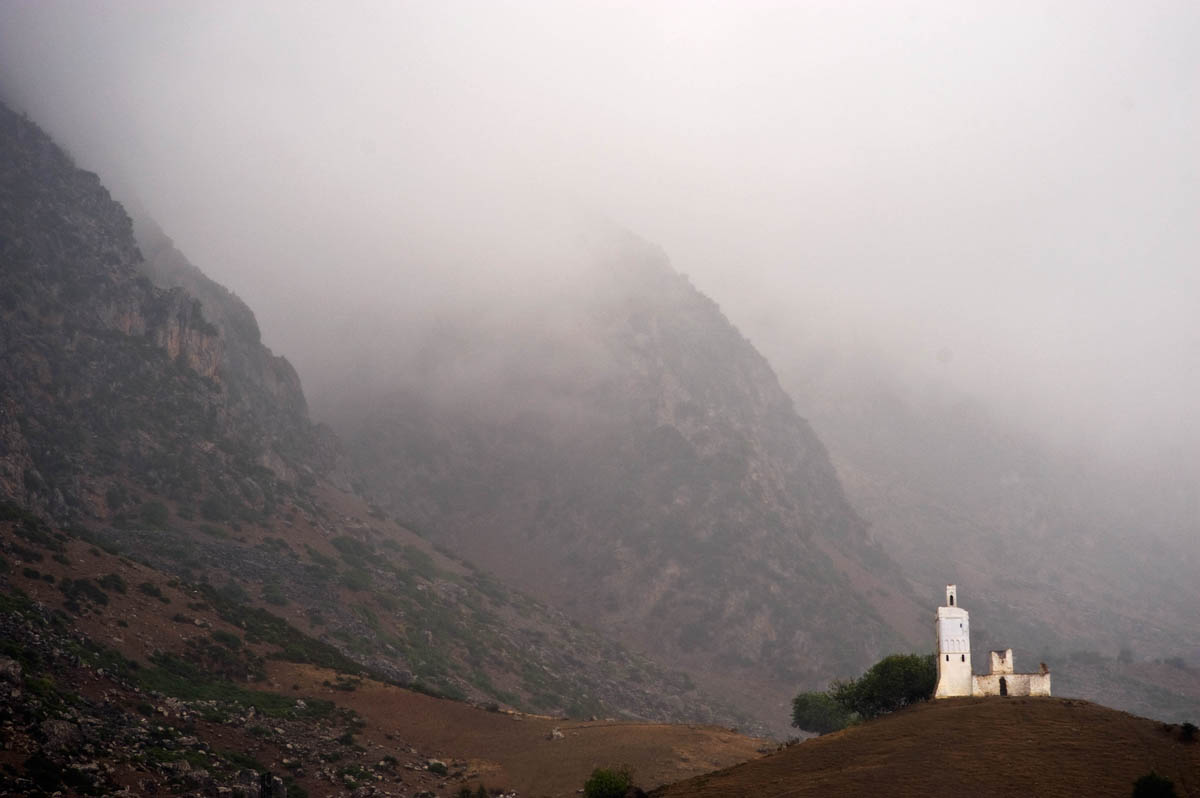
999;677;1008;697
950;595;954;606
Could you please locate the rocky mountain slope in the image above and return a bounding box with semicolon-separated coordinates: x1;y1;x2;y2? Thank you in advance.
0;100;341;526
653;696;1200;797
319;234;927;730
0;94;758;756
0;506;768;797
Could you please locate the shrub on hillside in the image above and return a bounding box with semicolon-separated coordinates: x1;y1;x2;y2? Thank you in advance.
793;652;936;730
791;690;854;734
262;582;288;606
139;501;170;527
1132;771;1177;797
584;766;634;798
98;573;127;594
138;581;169;603
830;653;936;720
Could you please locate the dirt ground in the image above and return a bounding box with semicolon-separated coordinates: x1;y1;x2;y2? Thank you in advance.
651;696;1200;798
270;661;770;797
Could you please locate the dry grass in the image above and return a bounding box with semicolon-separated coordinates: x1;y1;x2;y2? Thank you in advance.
272;661;769;797
651;697;1200;798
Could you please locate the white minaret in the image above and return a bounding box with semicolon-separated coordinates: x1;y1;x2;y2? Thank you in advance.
934;584;973;697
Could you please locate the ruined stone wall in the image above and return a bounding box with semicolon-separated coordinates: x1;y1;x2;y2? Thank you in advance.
973;672;1051;697
989;649;1015;675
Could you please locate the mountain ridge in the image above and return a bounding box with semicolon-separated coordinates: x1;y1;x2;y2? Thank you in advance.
320;229;928;732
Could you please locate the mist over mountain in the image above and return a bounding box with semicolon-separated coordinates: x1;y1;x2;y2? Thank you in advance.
0;97;767;746
0;100;344;524
310;224;925;726
1;2;1196;469
2;4;1200;786
764;337;1200;720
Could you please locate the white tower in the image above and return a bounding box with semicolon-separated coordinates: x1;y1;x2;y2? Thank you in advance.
935;584;973;697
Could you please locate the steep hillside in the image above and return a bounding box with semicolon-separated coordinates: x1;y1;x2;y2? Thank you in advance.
653;697;1200;797
0;507;767;797
0;99;756;736
132;213;351;491
0;100;339;525
321;234;927;730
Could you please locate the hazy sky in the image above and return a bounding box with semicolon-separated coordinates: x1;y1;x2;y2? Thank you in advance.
1;1;1197;456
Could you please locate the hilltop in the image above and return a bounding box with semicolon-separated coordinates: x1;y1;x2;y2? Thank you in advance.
652;696;1200;798
771;347;1200;722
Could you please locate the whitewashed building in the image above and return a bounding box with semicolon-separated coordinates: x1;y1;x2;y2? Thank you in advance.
934;584;1051;698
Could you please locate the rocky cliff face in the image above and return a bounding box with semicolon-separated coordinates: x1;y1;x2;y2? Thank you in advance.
0;101;337;522
323;233;925;723
0;100;759;734
132;215;348;489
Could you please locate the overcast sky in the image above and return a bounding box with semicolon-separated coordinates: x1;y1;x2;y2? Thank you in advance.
1;1;1197;458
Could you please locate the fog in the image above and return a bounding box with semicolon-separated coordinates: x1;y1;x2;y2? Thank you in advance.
1;0;1198;463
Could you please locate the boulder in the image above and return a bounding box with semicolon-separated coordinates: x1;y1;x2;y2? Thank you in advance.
0;657;21;682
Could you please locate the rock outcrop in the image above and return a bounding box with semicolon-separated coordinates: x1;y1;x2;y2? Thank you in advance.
0;100;340;521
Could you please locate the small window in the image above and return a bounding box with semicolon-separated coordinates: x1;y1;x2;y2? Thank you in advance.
945;654;950;661
950;595;954;605
961;654;965;662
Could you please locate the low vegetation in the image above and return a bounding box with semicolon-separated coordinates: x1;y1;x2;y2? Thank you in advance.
792;653;936;734
584;766;635;798
1132;770;1177;798
790;691;853;735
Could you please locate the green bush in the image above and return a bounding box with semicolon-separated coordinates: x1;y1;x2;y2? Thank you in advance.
1132;771;1177;797
138;581;170;603
262;582;288;606
331;536;374;565
794;653;936;730
199;495;232;522
211;630;242;650
403;545;438;579
340;568;371;591
456;787;489;798
584;766;633;798
791;690;853;734
98;573;127;594
139;501;170;527
60;578;109;606
829;653;936;720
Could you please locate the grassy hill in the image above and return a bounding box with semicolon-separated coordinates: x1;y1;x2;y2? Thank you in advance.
652;697;1200;798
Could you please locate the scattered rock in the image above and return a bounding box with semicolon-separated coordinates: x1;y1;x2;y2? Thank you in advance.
39;718;82;751
0;657;21;682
